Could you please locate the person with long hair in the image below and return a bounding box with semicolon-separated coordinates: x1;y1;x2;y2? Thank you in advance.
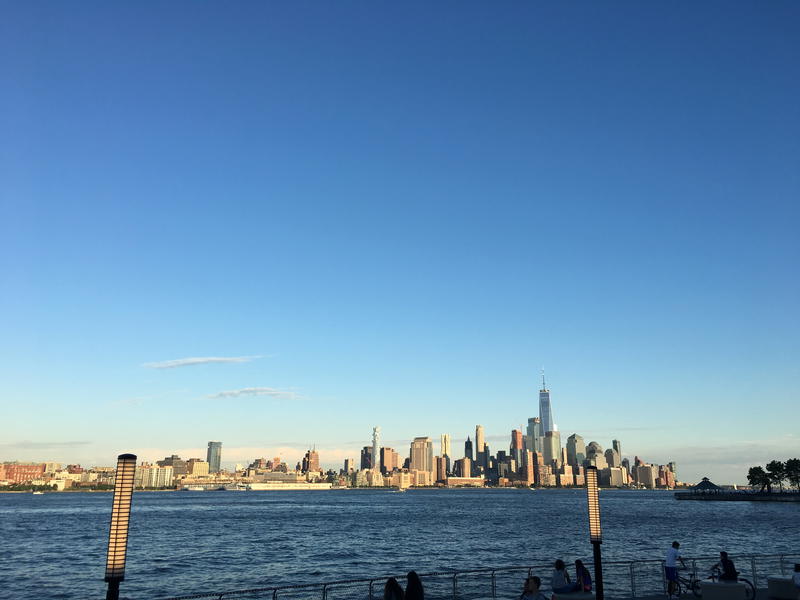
405;571;424;600
574;560;592;593
384;577;405;600
519;575;549;600
551;559;572;594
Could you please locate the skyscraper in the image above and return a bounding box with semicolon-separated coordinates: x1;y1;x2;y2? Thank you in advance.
510;429;524;468
440;433;451;458
409;437;433;473
566;434;586;467
206;442;222;473
475;425;486;468
526;417;542;453
539;372;554;433
464;436;473;461
542;430;561;467
612;439;622;458
302;449;320;473
372;426;380;471
360;446;373;470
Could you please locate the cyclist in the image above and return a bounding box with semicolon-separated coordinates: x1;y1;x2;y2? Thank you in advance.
711;551;738;582
665;541;687;596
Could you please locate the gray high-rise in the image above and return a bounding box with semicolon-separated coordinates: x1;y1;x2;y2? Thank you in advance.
566;433;586;467
539;373;555;433
207;441;222;473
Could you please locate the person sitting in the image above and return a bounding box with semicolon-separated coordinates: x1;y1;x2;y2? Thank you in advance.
574;560;592;593
520;575;550;600
792;564;800;590
551;559;573;594
406;571;424;600
384;577;405;600
712;551;738;582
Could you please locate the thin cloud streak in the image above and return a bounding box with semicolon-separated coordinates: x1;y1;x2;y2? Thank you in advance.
2;441;92;449
208;387;298;399
143;356;262;369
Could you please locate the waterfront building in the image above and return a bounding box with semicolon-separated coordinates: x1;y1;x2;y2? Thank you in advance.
440;433;451;459
668;461;678;479
605;448;621;468
0;463;46;484
207;441;222;473
539;372;555;433
186;459;210;477
542;430;561;467
566;433;586;467
445;476;485;487
526;417;542;453
409;437;433;474
464;436;473;461
523;450;535;485
476;425;486;468
157;455;187;475
636;464;658;489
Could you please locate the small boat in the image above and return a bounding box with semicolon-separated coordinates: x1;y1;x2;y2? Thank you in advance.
32;491;44;495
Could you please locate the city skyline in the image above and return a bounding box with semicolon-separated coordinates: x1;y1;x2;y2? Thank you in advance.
2;2;798;487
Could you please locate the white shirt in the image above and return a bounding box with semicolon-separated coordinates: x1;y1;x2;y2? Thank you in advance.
665;547;681;568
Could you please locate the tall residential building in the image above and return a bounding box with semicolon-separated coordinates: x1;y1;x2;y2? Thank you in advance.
526;417;542;453
475;425;486;468
380;447;399;473
372;426;381;471
542;430;561;467
207;442;222;473
566;434;586;467
464;436;473;461
440;433;451;458
539;373;555;433
409;437;433;473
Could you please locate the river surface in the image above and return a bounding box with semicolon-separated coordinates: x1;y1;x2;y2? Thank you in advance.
1;489;798;600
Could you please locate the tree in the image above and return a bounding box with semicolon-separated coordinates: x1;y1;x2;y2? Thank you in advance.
747;466;770;492
785;458;800;492
766;460;787;492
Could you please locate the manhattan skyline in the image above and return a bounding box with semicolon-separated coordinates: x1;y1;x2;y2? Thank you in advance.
2;2;798;486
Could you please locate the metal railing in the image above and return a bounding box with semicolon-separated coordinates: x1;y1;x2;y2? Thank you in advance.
158;553;800;600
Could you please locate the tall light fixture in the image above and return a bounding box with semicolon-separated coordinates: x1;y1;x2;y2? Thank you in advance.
585;465;604;600
105;453;137;600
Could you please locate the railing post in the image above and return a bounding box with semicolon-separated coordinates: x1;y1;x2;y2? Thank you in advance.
491;570;496;600
751;556;758;589
780;555;786;575
452;573;458;600
661;561;667;596
322;583;328;600
629;562;636;598
273;589;278;600
369;579;375;600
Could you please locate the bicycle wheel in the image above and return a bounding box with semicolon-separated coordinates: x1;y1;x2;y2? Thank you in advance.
739;578;755;600
690;578;702;598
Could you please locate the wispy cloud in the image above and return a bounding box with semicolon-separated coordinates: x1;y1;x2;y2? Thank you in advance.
208;387;298;399
2;441;92;449
143;356;261;369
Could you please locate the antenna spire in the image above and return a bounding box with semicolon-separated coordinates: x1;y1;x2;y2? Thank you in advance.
541;368;546;390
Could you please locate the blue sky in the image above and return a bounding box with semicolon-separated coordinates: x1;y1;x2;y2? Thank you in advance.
1;2;798;484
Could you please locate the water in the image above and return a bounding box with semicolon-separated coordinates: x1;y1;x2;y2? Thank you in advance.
1;489;798;600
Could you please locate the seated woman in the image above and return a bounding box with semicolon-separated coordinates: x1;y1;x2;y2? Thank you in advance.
574;560;592;593
551;559;573;594
712;552;738;582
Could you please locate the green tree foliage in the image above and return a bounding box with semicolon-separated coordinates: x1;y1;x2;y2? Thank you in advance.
747;466;770;492
765;460;787;492
785;458;800;492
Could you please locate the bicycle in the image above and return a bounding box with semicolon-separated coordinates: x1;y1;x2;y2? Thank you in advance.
671;566;702;598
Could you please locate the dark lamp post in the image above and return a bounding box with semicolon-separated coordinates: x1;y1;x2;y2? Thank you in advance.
105;453;136;600
585;466;604;600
